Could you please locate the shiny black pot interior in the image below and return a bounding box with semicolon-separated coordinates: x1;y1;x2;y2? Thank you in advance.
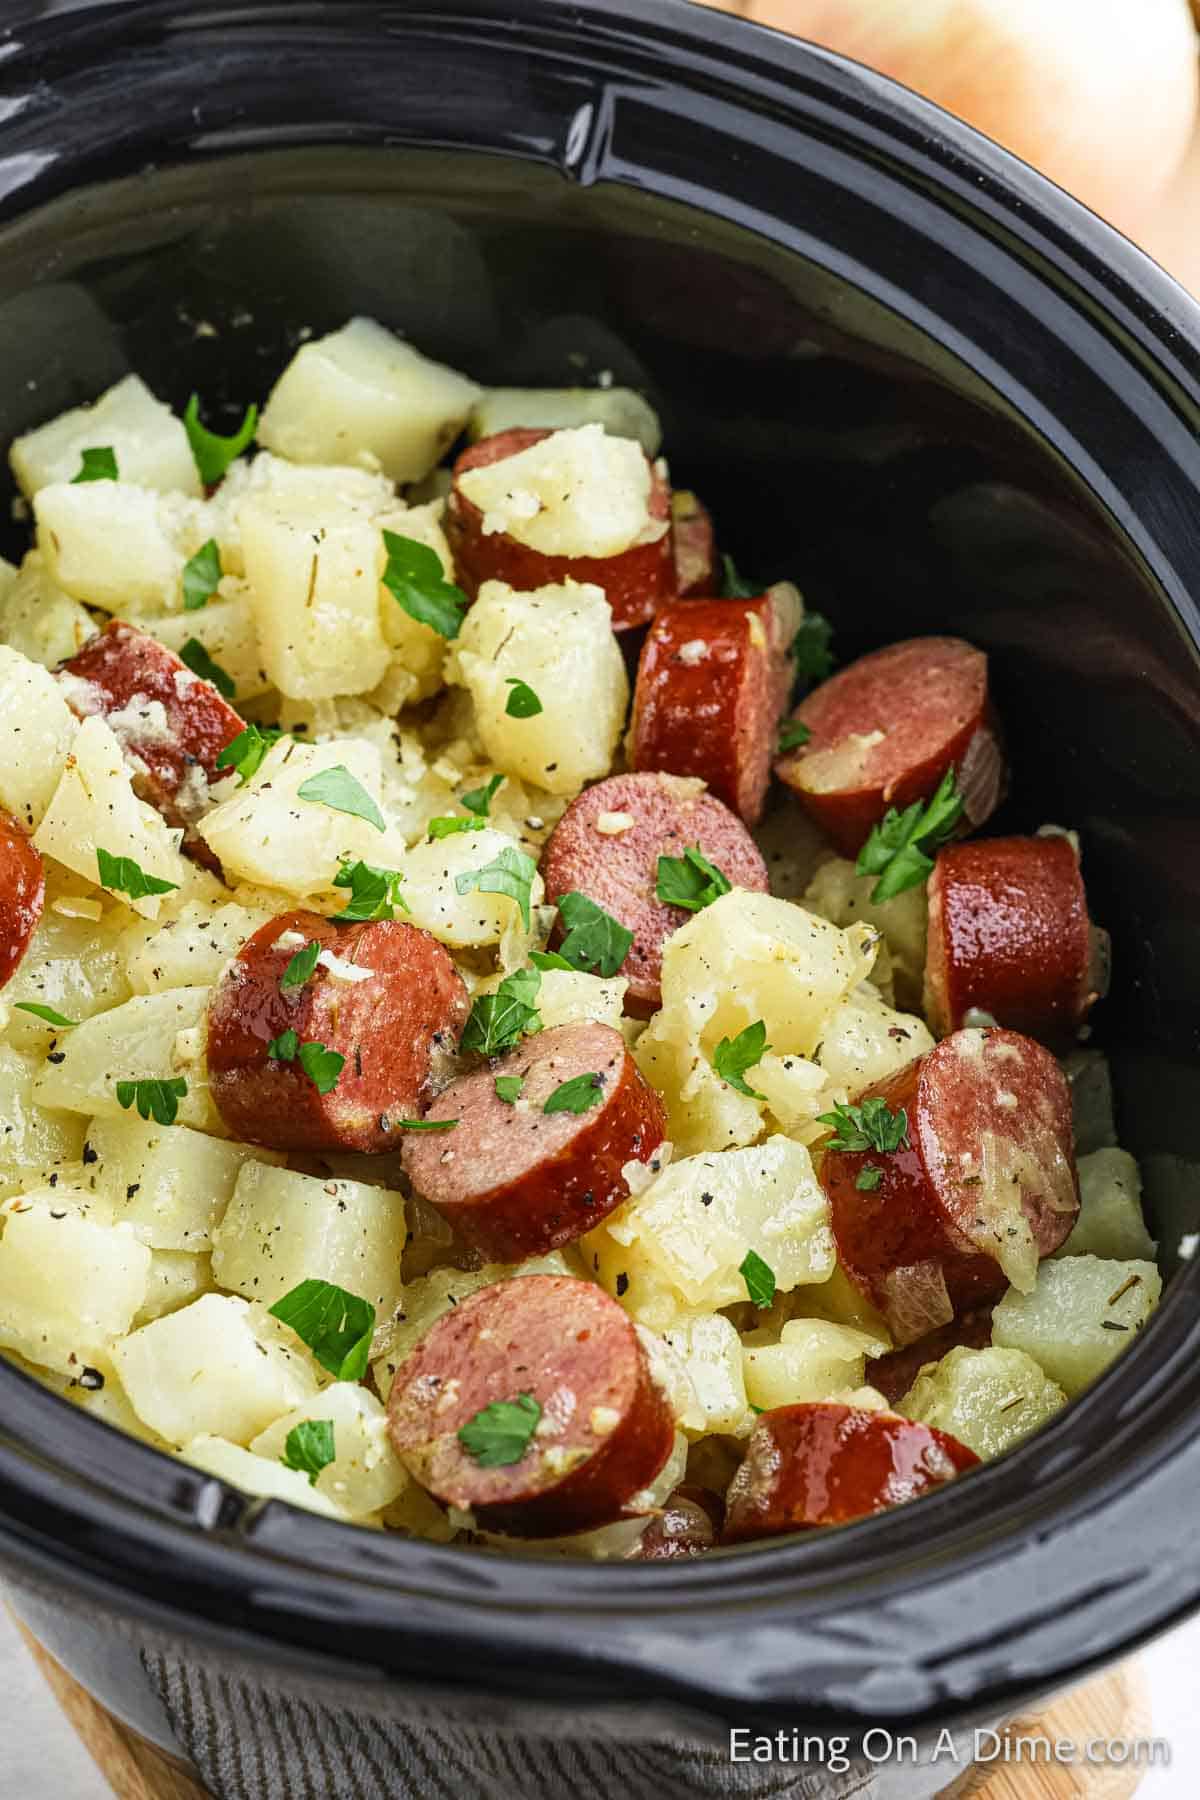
0;0;1199;1741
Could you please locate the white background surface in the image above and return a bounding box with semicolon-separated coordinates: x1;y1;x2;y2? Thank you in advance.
0;1598;1195;1796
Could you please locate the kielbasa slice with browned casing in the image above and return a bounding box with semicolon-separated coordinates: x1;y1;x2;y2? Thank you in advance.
633;1484;724;1559
722;1403;979;1542
207;910;469;1154
58;621;244;855
387;1273;677;1537
401;1020;666;1260
539;771;769;1018
630;583;801;825
818;1028;1079;1345
671;491;717;596
924;833;1108;1049
775;636;1006;856
0;811;44;989
444;427;674;633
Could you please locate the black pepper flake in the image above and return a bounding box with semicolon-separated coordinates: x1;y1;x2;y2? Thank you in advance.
78;1367;105;1391
354;1045;363;1078
700;1191;714;1207
1100;1320;1130;1332
46;1051;66;1065
126;1183;140;1199
616;1272;629;1297
580;1190;596;1209
81;1142;98;1165
47;1173;58;1188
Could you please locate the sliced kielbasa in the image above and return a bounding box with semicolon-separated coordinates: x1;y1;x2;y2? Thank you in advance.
630;585;801;825
0;812;44;990
866;1306;995;1406
775;636;1006;856
632;1484;723;1559
539;772;769;1018
58;621;244;854
387;1273;676;1536
402;1020;666;1259
671;491;716;597
207;910;469;1153
444;427;674;633
818;1028;1079;1344
925;833;1107;1049
722;1403;979;1542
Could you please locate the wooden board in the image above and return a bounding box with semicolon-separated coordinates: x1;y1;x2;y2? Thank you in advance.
17;1618;1150;1800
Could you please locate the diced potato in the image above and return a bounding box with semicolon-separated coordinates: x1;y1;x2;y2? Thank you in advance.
1055;1149;1156;1262
899;1344;1067;1461
457;424;658;558
375;499;453;700
212;1162;406;1337
742;1318;889;1411
0;1045;86;1197
582;1219;684;1332
178;1435;349;1520
633;1022;763;1157
198;735;397;897
2;899;131;1053
599;1136;835;1312
239;491;391;699
207;451;396;575
114;1294;323;1445
10;374;200;499
120;900;277;996
258;317;481;483
401;824;544;949
151;584;272;702
750;1052;831;1141
991;1255;1161;1398
33;715;188;919
251;1382;408;1517
450;580;628;796
803;856;928;1011
59;1350;172;1447
133;1249;214;1325
660;1311;750;1437
0;551;96;668
0;647;77;830
35;482;202;614
86;1112;281;1248
468;387;662;457
33;986;218;1131
0;1198;150;1372
813;987;933;1095
371;1253;573;1399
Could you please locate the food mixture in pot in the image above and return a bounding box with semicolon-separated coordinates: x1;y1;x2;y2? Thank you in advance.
0;318;1157;1554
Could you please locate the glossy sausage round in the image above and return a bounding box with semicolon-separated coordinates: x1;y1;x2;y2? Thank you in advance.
925;833;1106;1048
818;1028;1079;1344
401;1020;666;1259
630;584;801;824
0;811;44;990
723;1403;979;1541
538;771;770;1017
387;1273;677;1537
774;635;1006;856
445;427;674;633
207;910;469;1153
633;1484;724;1559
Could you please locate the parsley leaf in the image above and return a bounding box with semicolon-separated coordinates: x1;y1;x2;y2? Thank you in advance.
655;846;732;914
739;1248;776;1309
215;723;282;785
297;1041;344;1095
817;1096;911;1154
269;1279;376;1381
115;1077;187;1127
96;848;178;902
182;538;222;611
553;891;634;977
396;1117;458;1132
281;1419;336;1487
332;857;408;922
457;1392;541;1467
297;766;385;832
280;940;321;992
529;950;575;971
791;612;835;684
13;1003;76;1028
504;678;543;718
72;446;118;483
856;1163;884;1192
267;1028;299;1062
184;393;258;485
495;1074;524;1104
454;845;538;930
461;774;504;818
712;1020;769;1099
855;768;964;903
721;554;758;599
381;530;468;639
777;718;811;753
428;813;486;839
461;967;542;1057
180;636;236;700
543;1072;604;1116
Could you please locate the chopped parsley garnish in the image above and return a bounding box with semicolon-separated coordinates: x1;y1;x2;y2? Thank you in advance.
777;719;811;753
332;857;408;922
739;1249;776;1309
269;1279;376;1381
297;1041;344;1095
115;1077;187;1127
504;678;543;718
180;636;236;700
791;611;835;685
855;768;964;903
215;723;282;785
818;1096;910;1154
184;393;258;485
281;1419;336;1487
543;1072;604;1116
280;940;321;992
457;1392;541;1466
711;1020;769;1099
495;1074;525;1104
267;1028;299;1062
13;1003;76;1028
655;846;732;914
855;1163;885;1192
296;765;385;832
720;554;758;599
454;845;538;930
96;848;178;902
461;967;542;1057
549;891;633;978
71;446;118;483
395;1117;458;1132
381;530;468;639
427;813;486;839
461;774;504;818
529;950;575;971
182;538;223;611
